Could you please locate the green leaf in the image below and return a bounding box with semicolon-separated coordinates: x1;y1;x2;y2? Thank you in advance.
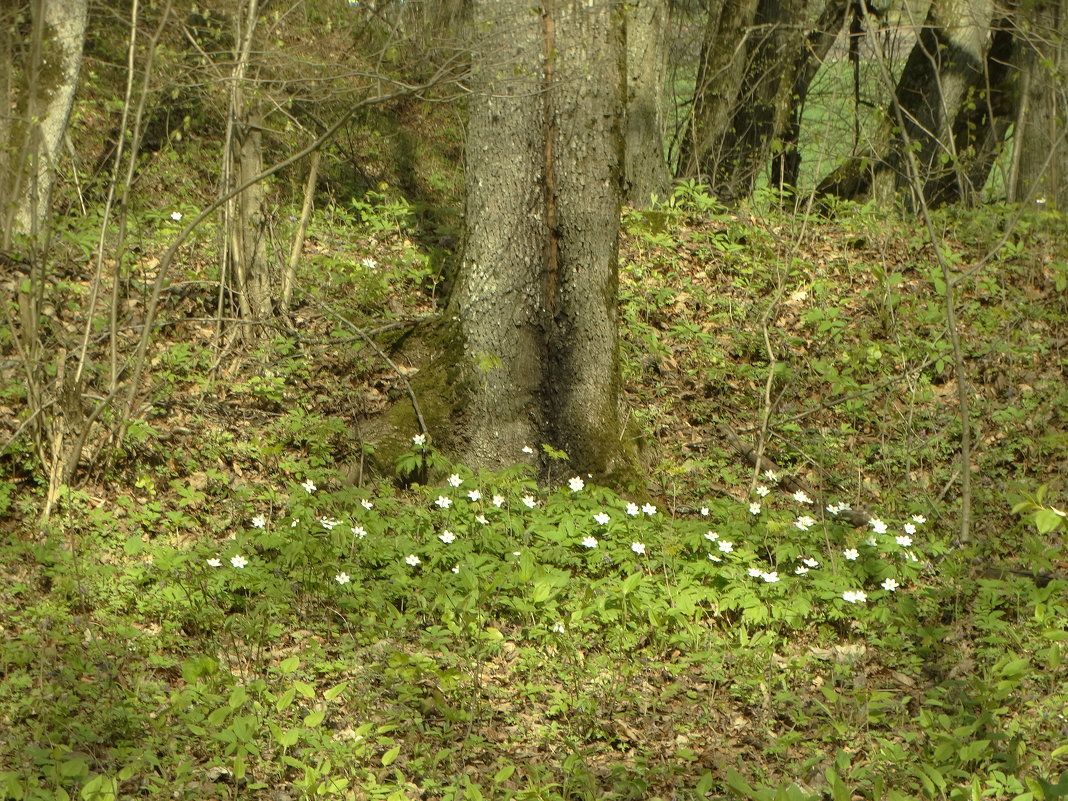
1001;658;1029;678
278;729;300;747
276;687;296;712
324;682;348;701
381;745;401;766
294;680;316;698
304;709;325;728
1034;509;1065;534
278;656;300;675
492;765;515;783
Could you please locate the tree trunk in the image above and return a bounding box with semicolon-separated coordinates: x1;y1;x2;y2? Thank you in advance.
1;0;88;245
457;0;629;480
816;0;999;207
624;0;671;206
770;0;851;190
678;0;762;180
1012;0;1068;207
220;0;273;331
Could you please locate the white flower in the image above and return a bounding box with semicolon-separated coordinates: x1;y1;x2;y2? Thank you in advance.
492;494;505;507
291;519;300;528
581;536;598;549
718;540;733;553
842;590;867;603
405;554;421;566
869;518;888;534
551;622;566;634
593;512;610;526
335;572;351;585
707;554;722;562
794;566;809;575
475;514;488;525
881;578;899;592
435;496;452;509
351;525;367;538
230;555;248;569
802;557;820;568
625;503;640;516
522;495;536;508
170;211;182;222
631;542;646;555
903;523;917;535
412;433;426;446
521;445;534;455
843;548;859;561
642;503;657;516
361;257;378;270
568;476;585;492
865;535;877;546
207;557;222;567
905;550;919;562
467;489;482;502
763;470;778;483
361;499;374;510
704;530;719;541
448;474;463;487
911;514;927;525
793;490;813;505
439;530;456;544
451;565;460;574
700;507;710;516
748;567;763;577
756;485;770;497
794;515;815;530
321;516;340;530
251;515;267;529
896;535;913;547
761;571;780;583
827;503;841;515
512;551;521;557
301;479;316;494
749;502;762;515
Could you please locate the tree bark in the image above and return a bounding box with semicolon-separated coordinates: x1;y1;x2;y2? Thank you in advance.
1;0;88;244
456;0;629;479
678;0;762;180
1012;0;1068;207
624;0;671;206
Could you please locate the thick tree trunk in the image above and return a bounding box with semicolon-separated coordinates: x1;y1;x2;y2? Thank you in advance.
624;0;671;206
457;0;628;479
1012;0;1068;207
1;0;88;244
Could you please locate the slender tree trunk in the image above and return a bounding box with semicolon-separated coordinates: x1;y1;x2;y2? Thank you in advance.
457;0;628;479
1;0;88;245
1013;0;1068;207
771;0;851;190
624;0;671;206
221;0;273;332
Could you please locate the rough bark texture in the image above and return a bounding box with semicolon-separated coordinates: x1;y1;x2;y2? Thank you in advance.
678;0;761;179
456;0;629;480
222;0;273;329
1013;0;1068;207
2;0;88;242
624;0;671;206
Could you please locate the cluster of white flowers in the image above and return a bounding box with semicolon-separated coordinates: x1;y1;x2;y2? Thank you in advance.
842;590;867;603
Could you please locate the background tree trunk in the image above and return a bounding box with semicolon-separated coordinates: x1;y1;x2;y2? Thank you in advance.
1;0;88;245
1012;0;1068;207
624;0;671;206
457;0;628;479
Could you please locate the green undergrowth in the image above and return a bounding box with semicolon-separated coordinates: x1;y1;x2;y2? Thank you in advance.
2;183;1067;800
1;438;1065;800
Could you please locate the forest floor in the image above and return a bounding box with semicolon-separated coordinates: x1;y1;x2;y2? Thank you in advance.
1;190;1066;800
